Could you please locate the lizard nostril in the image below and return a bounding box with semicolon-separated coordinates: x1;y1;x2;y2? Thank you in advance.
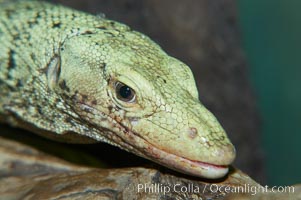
188;127;198;139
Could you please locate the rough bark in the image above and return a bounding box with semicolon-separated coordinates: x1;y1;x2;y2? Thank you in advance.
2;136;300;200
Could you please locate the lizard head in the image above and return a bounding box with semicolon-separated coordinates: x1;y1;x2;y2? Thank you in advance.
50;20;236;179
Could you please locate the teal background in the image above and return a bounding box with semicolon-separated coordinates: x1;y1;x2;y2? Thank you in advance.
237;0;301;185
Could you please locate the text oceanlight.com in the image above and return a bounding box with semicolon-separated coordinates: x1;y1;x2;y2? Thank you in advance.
137;183;295;196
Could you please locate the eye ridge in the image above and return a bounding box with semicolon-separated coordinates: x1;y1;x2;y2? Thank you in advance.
115;82;136;103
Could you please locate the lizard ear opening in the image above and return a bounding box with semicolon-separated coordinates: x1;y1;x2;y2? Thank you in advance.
46;55;61;90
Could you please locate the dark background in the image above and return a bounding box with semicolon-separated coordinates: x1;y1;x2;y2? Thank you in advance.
238;0;301;186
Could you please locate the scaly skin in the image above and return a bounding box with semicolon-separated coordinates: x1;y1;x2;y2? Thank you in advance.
0;0;236;179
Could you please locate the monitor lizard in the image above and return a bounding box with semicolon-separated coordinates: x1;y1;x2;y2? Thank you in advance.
0;0;236;179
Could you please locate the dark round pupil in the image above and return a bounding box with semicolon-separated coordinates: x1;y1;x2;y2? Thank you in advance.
119;85;132;99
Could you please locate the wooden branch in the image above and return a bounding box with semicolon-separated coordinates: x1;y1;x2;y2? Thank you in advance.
0;136;299;199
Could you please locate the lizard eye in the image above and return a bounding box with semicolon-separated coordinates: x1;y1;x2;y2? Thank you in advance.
115;82;136;103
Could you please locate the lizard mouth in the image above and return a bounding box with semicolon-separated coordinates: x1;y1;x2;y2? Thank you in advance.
109;117;229;179
77;103;229;179
130;134;229;179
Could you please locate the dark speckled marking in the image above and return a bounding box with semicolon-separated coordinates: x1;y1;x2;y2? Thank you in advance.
81;94;88;101
12;33;21;40
30;53;36;60
96;25;107;30
4;9;15;19
28;21;36;28
64;116;76;126
16;79;23;87
37;105;43;115
100;63;106;69
83;30;93;35
91;99;97;105
59;80;70;92
52;22;61;28
36;11;42;19
70;91;79;103
8;49;17;70
24;5;33;11
108;105;113;112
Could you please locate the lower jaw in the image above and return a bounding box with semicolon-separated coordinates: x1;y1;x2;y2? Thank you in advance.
143;144;229;179
77;105;230;179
